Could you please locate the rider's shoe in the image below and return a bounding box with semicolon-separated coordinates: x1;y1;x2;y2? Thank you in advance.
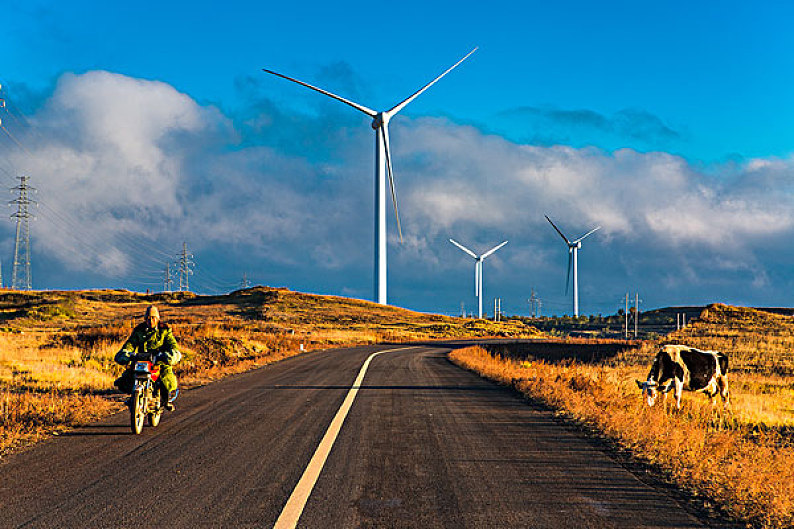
164;389;178;411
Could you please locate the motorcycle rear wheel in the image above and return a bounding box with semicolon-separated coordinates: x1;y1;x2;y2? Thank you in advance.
130;390;146;434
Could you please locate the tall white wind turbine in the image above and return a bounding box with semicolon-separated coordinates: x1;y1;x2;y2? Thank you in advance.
545;215;600;317
263;48;477;305
449;239;508;319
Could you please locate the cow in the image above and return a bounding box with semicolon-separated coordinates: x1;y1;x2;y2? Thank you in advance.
636;344;730;412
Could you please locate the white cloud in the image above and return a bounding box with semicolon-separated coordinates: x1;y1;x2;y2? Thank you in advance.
2;70;793;310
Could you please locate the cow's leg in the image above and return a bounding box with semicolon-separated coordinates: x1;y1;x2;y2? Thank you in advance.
718;375;731;410
717;375;732;429
707;387;721;428
674;379;684;410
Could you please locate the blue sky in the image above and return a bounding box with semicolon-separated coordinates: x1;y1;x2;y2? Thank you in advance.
0;1;793;315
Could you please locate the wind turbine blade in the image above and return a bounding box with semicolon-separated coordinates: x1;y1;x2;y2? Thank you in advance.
572;225;602;244
262;68;377;117
481;240;508;259
565;250;572;295
380;124;402;242
386;47;478;117
544;215;571;244
449;238;477;259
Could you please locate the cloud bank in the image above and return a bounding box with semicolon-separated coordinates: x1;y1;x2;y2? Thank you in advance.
0;70;792;313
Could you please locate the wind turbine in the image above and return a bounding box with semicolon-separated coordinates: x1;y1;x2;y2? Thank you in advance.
263;48;477;305
545;215;600;317
449;239;508;319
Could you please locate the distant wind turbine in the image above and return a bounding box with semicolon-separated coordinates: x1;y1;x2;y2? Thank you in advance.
263;48;478;305
449;239;508;319
545;215;600;317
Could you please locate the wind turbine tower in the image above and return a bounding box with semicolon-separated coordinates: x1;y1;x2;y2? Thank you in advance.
449;239;508;319
263;49;477;305
545;215;600;317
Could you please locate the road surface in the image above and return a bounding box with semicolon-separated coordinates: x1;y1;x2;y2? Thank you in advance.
0;344;714;528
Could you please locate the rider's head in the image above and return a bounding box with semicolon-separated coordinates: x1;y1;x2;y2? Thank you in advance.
144;305;160;329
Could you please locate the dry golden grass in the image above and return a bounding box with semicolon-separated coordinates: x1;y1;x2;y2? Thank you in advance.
613;304;794;428
451;342;794;528
0;286;539;456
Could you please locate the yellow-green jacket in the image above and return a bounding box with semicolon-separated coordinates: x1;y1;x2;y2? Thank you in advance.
115;322;182;391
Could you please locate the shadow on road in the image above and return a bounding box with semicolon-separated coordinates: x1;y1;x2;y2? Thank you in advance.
256;384;500;391
61;424;129;437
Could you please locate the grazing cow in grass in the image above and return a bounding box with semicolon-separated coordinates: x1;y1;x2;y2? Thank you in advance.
636;344;730;411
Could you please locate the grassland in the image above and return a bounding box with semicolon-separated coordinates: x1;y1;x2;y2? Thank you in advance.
451;303;794;528
0;286;538;456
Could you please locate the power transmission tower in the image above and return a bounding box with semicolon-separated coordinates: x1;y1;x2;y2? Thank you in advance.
177;242;194;292
163;262;174;292
529;288;542;318
240;272;250;289
9;176;36;290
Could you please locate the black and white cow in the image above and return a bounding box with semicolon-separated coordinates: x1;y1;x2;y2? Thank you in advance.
636;344;730;410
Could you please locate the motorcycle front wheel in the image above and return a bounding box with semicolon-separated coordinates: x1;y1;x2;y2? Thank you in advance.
148;405;163;427
130;390;146;434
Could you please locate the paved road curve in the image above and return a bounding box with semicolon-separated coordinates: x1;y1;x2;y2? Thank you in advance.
0;345;709;528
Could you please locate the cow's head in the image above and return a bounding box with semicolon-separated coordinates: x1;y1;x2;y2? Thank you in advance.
635;380;658;407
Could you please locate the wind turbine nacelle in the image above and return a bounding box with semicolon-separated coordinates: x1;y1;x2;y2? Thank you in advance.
371;113;388;130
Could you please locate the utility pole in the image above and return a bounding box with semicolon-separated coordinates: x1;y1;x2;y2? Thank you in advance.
163;262;173;292
624;293;629;339
177;242;194;292
493;297;502;321
634;292;640;339
9;176;35;290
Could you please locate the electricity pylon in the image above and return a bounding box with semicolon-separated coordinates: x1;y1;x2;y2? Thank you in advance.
9;176;35;290
177;242;194;292
163;262;174;292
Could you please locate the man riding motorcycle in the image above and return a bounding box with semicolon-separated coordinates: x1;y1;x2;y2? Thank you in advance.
114;305;182;410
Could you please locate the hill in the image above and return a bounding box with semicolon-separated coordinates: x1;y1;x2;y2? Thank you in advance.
0;286;539;455
660;303;794;376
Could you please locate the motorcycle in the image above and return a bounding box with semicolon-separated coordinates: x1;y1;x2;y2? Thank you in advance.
128;353;172;434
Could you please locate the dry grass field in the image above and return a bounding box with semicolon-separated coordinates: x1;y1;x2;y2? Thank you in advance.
0;286;538;456
451;303;794;528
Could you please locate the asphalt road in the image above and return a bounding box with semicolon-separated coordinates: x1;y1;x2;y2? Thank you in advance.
0;344;712;528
